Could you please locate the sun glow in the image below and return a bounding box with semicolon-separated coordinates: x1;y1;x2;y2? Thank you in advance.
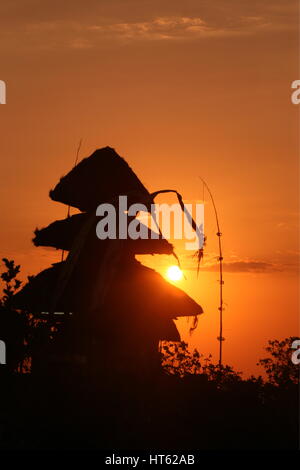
166;265;183;282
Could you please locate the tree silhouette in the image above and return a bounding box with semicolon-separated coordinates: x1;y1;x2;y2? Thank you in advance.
160;341;201;377
0;258;27;373
0;258;22;308
258;337;299;387
161;340;242;386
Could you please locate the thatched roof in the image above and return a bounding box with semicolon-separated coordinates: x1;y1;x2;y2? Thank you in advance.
12;262;73;313
12;259;203;322
33;213;173;255
112;260;203;320
33;214;88;251
49;147;150;211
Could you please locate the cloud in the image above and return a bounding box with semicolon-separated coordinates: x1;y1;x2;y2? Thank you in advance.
180;251;299;274
24;13;296;47
90;11;297;42
88;16;233;41
0;0;297;54
200;260;282;273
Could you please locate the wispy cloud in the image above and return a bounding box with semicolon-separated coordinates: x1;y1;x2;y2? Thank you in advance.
87;13;295;42
0;2;297;53
88;16;231;41
180;251;299;274
200;260;281;273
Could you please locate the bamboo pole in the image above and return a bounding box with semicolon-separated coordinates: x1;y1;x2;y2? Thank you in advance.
200;178;224;369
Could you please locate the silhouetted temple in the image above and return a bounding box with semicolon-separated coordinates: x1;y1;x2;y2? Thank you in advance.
13;147;203;379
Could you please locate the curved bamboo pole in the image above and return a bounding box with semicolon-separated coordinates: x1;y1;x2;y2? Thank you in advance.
199;178;224;369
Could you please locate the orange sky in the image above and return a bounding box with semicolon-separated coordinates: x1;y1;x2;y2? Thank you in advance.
0;0;299;376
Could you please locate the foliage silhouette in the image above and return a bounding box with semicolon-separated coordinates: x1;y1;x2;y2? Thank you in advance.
0;258;26;373
0;258;22;308
258;337;299;387
0;258;299;450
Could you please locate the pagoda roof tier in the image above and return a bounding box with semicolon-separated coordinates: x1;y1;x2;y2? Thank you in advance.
12;260;203;322
33;213;173;255
49;147;150;211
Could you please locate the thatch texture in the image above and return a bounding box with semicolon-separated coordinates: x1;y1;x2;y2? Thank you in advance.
109;260;204;320
33;213;88;251
33;213;173;255
12;259;202;322
15;145;204;376
12;262;75;313
49;147;150;211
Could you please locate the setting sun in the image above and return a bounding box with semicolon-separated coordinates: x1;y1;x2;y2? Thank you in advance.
166;265;183;282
